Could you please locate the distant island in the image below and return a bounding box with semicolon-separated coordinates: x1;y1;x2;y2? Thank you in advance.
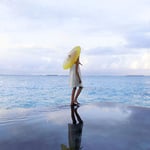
125;75;145;77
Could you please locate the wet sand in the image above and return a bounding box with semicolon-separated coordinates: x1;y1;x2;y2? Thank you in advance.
0;102;150;150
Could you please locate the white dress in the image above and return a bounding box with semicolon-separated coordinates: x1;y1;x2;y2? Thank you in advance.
69;64;83;88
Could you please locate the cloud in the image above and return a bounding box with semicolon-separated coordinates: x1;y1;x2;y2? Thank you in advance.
83;51;150;75
0;47;63;75
85;46;149;56
126;31;150;48
0;0;150;75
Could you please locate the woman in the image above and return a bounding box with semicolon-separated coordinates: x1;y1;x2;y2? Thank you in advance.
69;56;83;106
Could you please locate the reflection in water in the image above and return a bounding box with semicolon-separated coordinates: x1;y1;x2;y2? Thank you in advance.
61;105;83;150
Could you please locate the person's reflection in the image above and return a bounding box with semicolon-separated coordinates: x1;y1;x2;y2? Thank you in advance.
61;105;83;150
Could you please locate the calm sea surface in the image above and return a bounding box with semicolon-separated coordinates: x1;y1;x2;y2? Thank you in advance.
0;75;150;109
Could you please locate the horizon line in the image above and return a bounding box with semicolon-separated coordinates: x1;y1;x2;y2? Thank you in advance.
0;74;149;77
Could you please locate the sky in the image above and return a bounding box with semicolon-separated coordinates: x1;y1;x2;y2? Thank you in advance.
0;0;150;75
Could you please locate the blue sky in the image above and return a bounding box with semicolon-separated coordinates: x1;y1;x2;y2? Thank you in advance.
0;0;150;75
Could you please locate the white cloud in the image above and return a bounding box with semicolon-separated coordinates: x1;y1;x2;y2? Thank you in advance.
0;0;150;75
83;50;150;75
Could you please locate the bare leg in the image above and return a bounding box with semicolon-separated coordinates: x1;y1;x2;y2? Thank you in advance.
74;87;83;103
71;87;76;105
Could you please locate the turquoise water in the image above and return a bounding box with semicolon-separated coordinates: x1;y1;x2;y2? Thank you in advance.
0;75;150;109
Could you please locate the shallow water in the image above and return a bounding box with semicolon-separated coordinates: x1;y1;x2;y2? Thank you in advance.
0;75;150;109
0;103;150;150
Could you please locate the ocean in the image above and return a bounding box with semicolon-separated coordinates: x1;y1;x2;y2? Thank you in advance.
0;75;150;109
